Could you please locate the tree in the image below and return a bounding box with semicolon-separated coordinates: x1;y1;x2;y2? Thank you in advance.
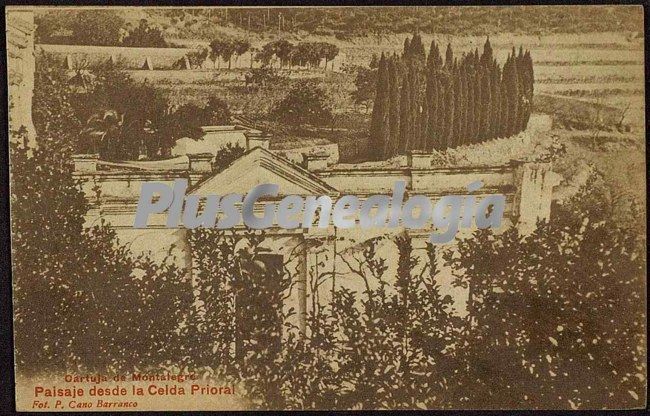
35;11;78;44
368;54;389;160
270;80;333;126
444;43;454;68
185;47;209;69
233;38;251;66
69;10;125;46
449;179;646;409
367;35;534;159
387;58;401;157
11;60;191;375
121;19;168;47
351;65;376;113
205;96;232;125
209;39;224;68
220;40;237;69
72;66;177;160
257;39;294;68
322;42;340;70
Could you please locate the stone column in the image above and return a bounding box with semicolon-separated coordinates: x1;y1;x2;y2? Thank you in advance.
187;152;214;185
72;154;100;172
303;151;329;171
244;131;271;150
7;9;36;149
512;161;562;235
407;150;432;169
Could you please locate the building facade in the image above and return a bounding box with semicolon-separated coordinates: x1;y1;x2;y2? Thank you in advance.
72;128;560;332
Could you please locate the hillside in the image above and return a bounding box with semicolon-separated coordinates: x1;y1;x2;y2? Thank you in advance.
35;6;643;45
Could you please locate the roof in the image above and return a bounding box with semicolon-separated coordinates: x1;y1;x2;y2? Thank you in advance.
189;147;338;197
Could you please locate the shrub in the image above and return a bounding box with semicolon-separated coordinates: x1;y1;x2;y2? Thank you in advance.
121;19;168;48
270;80;333;126
11;64;192;374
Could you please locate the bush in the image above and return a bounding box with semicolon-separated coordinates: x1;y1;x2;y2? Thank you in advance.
122;19;168;48
176;178;645;410
270;80;333;126
11;64;191;374
446;180;646;409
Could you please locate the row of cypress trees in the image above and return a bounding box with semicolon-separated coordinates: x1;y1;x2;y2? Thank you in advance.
369;34;534;160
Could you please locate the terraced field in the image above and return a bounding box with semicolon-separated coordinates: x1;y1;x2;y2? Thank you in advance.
338;31;644;129
42;30;644;129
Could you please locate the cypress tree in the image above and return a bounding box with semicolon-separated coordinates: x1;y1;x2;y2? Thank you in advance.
369;36;533;158
480;69;492;140
425;68;438;151
444;75;455;148
504;53;520;136
387;57;401;158
521;50;534;130
409;65;420;150
410;32;426;64
459;65;469;144
368;53;390;160
452;67;462;147
445;43;454;69
473;70;483;143
516;47;533;133
490;61;502;139
466;67;475;144
427;40;442;70
500;62;510;138
481;36;493;66
399;70;412;153
403;37;411;57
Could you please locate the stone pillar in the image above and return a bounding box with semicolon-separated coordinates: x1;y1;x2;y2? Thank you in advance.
244;130;271;150
408;150;432;169
7;9;36;149
72;154;100;172
187;153;213;185
303;151;329;171
512;160;562;235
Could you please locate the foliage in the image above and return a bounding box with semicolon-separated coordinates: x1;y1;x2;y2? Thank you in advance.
256;39;294;68
156;6;643;37
35;11;171;48
32;53;83;157
205;97;232;125
121;19;168;48
351;65;377;113
446;179;646;409
183;47;209;69
35;53;223;160
256;40;339;69
369;34;534;160
71;65;176;159
35;10;125;46
244;68;288;88
69;10;126;46
211;143;246;173
173;176;646;410
270;80;333;126
209;37;250;69
182;229;295;407
11;68;191;374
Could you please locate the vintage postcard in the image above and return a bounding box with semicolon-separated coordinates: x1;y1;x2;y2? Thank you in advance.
6;5;646;411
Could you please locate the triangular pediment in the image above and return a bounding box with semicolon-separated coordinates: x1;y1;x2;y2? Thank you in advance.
189;147;338;197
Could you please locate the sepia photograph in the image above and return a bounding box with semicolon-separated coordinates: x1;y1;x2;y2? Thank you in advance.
6;4;647;411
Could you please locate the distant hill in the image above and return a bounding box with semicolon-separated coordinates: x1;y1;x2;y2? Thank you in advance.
146;6;643;38
35;6;643;47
